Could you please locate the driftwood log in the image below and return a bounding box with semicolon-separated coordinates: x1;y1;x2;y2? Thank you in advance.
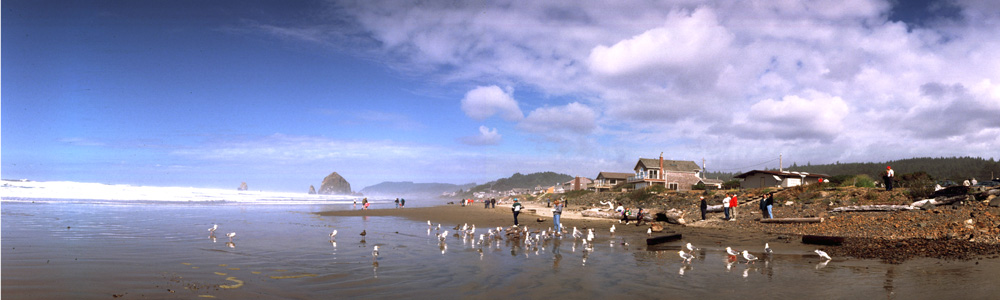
759;217;824;224
646;233;682;245
579;209;686;225
802;235;844;246
830;205;917;212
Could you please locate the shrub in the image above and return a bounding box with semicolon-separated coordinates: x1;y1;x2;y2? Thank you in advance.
722;179;741;189
841;174;876;188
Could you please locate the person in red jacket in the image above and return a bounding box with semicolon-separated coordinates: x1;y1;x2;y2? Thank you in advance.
729;193;738;221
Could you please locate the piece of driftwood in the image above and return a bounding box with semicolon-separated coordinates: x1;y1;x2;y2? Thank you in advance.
759;217;824;224
646;233;682;245
802;235;844;246
830;205;917;212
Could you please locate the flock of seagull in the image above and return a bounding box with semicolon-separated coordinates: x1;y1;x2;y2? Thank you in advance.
208;220;836;271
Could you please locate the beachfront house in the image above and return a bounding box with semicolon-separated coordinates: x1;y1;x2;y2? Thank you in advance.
699;178;724;190
561;177;593;192
627;155;702;191
734;170;831;189
590;172;632;192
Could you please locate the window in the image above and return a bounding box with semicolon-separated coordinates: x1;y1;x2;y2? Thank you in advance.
668;183;679;190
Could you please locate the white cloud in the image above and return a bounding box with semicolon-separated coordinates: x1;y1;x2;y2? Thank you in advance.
737;91;850;141
519;102;597;134
460;85;524;121
460;126;502;145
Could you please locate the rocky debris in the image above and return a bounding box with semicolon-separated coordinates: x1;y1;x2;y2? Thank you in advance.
237;182;248;191
319;172;352;195
308;185;317;195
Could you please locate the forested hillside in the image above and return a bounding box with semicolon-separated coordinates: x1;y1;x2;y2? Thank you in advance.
704;157;998;183
466;172;573;194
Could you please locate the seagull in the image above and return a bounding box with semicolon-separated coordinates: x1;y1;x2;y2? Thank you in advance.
764;243;772;255
372;245;379;261
610;224;616;235
360;230;367;237
329;230;338;239
686;243;699;251
587;229;595;242
815;249;832;261
678;250;695;262
208;224;218;233
439;230;449;242
427;220;432;226
647;227;652;236
226;232;236;241
726;247;739;256
742;250;758;263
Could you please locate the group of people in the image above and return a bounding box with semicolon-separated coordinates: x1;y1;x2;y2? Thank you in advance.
509;198;564;233
393;198;407;208
484;198;497;208
696;192;774;221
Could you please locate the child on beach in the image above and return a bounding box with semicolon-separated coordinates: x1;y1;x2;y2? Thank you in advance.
552;200;563;234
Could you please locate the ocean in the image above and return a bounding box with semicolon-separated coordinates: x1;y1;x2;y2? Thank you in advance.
2;181;998;299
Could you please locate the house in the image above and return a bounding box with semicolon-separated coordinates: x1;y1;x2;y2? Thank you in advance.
591;172;632;192
561;177;593;192
627;154;703;191
734;170;831;189
699;178;724;189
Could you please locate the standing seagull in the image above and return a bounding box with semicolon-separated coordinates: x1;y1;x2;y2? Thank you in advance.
815;249;832;261
686;243;699;251
764;243;773;255
726;247;739;256
372;245;379;262
678;250;695;262
427;220;432;226
329;230;338;239
226;232;236;241
610;225;616;235
647;227;652;236
360;230;367;237
208;224;218;234
742;250;758;263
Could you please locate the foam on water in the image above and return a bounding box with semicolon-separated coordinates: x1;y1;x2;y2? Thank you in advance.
0;180;359;205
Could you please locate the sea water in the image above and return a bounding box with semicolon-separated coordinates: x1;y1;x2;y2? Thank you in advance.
2;184;999;299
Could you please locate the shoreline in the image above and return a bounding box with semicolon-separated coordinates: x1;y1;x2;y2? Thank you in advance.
318;198;1000;263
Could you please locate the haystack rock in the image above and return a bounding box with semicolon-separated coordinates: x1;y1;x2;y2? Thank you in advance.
319;172;352;195
308;185;317;194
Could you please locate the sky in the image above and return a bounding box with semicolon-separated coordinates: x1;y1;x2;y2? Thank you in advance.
3;0;999;192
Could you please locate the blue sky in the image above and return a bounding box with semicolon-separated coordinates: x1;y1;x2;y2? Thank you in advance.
4;0;999;192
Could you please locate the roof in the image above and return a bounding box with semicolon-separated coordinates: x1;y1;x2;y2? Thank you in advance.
596;172;632;180
700;178;724;184
734;170;831;179
635;158;701;173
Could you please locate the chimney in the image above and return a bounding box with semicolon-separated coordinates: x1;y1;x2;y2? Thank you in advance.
574;176;581;190
659;152;664;180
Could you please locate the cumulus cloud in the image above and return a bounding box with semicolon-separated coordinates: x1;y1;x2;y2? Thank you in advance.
460;125;502;145
460;85;524;121
735;91;850;141
251;0;1000;170
519;102;597;134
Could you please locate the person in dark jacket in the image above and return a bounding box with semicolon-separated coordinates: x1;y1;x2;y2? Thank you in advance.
699;196;708;220
759;194;769;218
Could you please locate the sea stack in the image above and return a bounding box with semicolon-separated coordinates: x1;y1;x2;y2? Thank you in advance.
319;172;352;195
308;185;317;194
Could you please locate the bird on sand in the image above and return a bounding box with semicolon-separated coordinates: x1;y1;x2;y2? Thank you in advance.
372;245;379;261
610;225;616;235
726;247;739;256
742;250;758;263
329;230;338;239
647;227;652;236
427;220;432;226
587;229;595;241
815;249;832;261
764;243;773;255
678;250;695;262
686;243;699;251
226;232;236;241
208;224;218;233
360;230;367;237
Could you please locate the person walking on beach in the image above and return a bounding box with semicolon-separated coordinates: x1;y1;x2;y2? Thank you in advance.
699;196;707;221
395;198;400;208
485;198;490;208
758;194;768;218
362;198;370;210
552;200;563;234
400;198;405;207
722;194;731;221
884;166;895;191
512;198;523;226
635;208;645;226
765;192;774;219
491;198;496;208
